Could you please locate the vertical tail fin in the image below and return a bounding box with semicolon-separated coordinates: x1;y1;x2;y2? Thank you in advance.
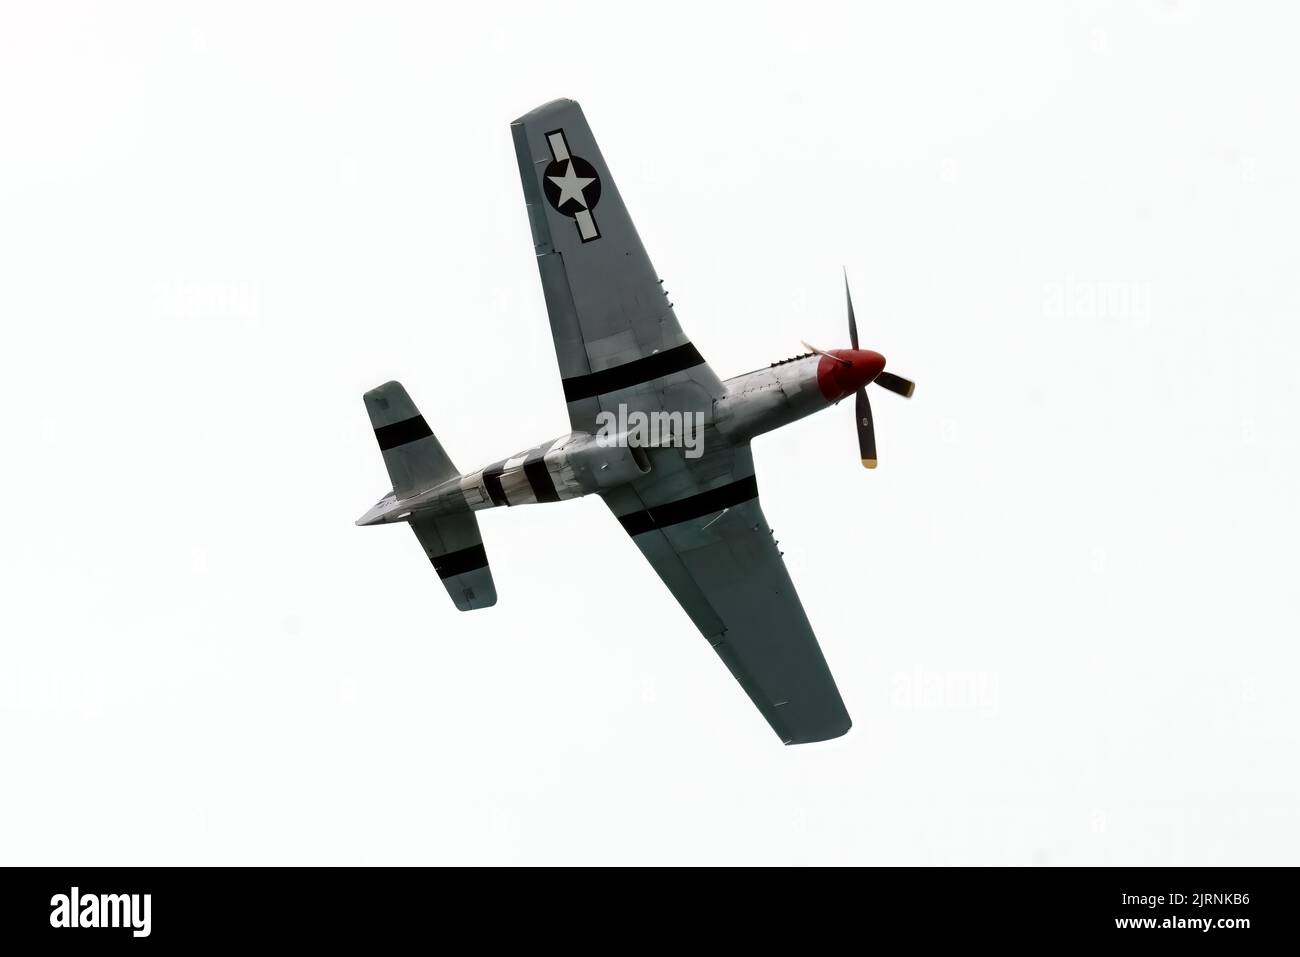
363;381;457;494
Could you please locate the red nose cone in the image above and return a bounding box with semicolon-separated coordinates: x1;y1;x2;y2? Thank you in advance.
816;349;885;401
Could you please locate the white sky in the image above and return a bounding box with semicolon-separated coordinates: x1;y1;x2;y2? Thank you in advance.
1;1;1297;864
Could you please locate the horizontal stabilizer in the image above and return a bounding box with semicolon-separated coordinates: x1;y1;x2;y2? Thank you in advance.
364;381;457;495
411;512;497;611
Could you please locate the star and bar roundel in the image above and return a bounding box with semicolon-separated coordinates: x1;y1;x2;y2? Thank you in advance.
542;128;602;242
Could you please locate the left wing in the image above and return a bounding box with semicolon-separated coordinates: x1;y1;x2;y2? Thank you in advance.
602;443;852;744
511;99;723;433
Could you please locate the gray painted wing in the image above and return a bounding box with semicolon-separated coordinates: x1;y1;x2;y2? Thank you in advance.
601;444;852;744
511;99;723;432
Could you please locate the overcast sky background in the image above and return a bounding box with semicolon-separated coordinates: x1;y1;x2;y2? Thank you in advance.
2;1;1297;865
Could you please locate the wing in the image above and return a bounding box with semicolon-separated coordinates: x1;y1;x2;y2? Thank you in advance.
601;443;852;744
511;99;724;433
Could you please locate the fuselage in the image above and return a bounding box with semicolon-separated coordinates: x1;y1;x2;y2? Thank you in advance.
357;349;882;527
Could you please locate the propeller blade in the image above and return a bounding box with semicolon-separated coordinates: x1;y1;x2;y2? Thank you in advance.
856;387;877;468
800;340;851;366
875;371;915;398
844;269;860;350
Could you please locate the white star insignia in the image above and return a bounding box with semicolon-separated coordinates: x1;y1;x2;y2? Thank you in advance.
548;160;596;209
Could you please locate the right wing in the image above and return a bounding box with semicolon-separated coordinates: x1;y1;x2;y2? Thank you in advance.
511;99;723;433
601;443;852;745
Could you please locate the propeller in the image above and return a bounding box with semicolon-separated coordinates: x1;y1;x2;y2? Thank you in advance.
856;386;877;468
875;371;915;398
843;272;914;469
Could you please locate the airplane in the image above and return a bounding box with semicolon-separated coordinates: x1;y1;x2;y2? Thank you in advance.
357;99;914;744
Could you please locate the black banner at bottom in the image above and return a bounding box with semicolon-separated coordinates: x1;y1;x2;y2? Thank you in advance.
0;866;1290;947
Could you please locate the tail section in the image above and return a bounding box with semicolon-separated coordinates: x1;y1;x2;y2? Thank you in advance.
363;381;457;495
362;381;497;611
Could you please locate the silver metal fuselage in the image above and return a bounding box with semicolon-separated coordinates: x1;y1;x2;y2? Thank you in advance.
357;355;831;527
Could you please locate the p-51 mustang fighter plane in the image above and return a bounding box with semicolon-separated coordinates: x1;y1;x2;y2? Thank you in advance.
357;99;914;744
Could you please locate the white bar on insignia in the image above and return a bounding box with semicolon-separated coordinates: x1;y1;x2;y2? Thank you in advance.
546;132;569;162
575;209;598;240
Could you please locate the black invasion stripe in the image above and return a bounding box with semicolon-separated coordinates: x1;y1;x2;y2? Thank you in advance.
375;415;433;451
432;543;489;580
562;343;705;402
618;475;759;536
482;464;509;508
523;455;560;503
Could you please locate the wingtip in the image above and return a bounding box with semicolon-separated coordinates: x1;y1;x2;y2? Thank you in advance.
512;97;580;126
783;715;853;745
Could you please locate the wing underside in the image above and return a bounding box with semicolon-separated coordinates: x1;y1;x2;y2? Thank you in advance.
602;444;851;744
511;99;723;432
514;99;849;743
